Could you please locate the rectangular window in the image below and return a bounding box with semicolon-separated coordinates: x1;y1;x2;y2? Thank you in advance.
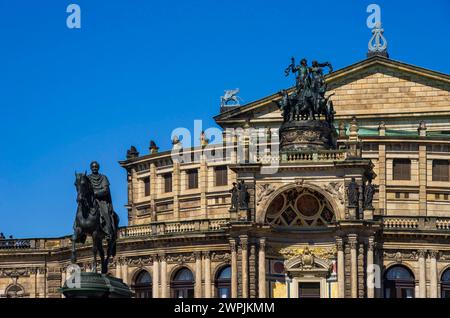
432;160;450;182
214;166;228;186
143;177;150;197
163;173;172;193
186;169;198;189
393;159;411;180
298;282;321;298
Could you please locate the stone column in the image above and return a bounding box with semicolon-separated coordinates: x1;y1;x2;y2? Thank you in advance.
160;253;168;298
348;234;358;298
152;255;160;298
419;249;426;298
366;237;375;298
336;237;345;298
195;252;203;298
115;258;122;279
258;238;266;298
121;258;129;285
240;235;249;298
430;250;438;298
173;162;180;220
230;239;238;298
204;252;212;298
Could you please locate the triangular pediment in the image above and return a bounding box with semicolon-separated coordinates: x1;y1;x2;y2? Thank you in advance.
214;56;450;129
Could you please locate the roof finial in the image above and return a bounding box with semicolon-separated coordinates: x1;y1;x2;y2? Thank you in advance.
367;22;389;58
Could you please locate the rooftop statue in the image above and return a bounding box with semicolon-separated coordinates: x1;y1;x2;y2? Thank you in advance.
221;88;243;107
280;57;334;124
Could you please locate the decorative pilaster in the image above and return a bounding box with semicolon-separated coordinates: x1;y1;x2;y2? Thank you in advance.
230;239;238;298
160;253;168;298
348;234;358;298
195;252;202;298
121;257;129;285
418;249;426;298
203;252;212;298
366;237;375;298
430;250;438;298
336;237;345;298
258;238;266;298
152;254;160;298
115;257;122;279
240;235;249;298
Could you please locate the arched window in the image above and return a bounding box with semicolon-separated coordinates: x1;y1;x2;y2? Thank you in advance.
265;188;335;227
441;268;450;298
5;284;25;298
384;265;415;298
132;270;152;298
171;268;194;298
215;266;231;298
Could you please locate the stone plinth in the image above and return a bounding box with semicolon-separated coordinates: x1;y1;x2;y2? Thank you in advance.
60;272;133;298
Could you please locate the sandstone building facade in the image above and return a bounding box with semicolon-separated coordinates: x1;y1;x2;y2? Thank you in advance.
1;55;450;298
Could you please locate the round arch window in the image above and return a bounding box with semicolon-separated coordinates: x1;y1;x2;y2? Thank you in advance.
441;268;450;298
265;187;335;227
132;270;152;298
5;284;25;298
384;265;415;298
171;268;195;298
215;266;231;298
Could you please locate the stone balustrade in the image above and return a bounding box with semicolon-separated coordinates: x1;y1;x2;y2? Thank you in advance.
436;219;450;230
153;218;228;236
383;217;419;229
257;150;347;164
118;224;152;238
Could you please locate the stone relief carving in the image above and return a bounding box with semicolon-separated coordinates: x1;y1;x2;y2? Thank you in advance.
383;250;418;262
279;245;337;260
211;252;231;263
322;181;345;205
0;268;34;278
127;256;153;267
256;183;277;206
166;253;195;265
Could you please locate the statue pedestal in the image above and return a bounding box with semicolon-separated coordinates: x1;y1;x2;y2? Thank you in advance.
279;120;336;151
347;207;357;220
363;208;374;220
60;272;133;298
238;209;250;221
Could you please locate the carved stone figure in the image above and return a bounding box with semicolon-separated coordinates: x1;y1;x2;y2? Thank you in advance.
363;179;376;209
238;180;249;210
126;146;139;159
220;88;243;107
229;182;239;212
347;178;359;208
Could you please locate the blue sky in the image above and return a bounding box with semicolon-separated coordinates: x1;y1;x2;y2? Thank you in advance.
0;0;449;238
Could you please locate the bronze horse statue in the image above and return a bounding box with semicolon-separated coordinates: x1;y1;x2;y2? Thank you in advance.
71;172;118;274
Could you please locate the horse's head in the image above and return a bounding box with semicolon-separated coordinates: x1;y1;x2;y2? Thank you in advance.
74;172;92;203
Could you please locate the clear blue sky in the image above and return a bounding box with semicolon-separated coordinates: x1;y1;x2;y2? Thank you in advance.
0;0;449;238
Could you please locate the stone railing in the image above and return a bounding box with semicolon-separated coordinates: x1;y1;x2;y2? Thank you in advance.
153;218;229;236
0;239;33;250
436;219;450;230
383;217;419;230
257;150;347;164
118;224;152;238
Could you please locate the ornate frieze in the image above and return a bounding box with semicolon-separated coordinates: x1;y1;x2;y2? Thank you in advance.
383;250;418;262
166;253;195;265
279;246;337;261
211;252;231;263
126;256;153;267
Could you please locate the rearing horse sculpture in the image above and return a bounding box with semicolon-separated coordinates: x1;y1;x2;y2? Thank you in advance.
71;172;118;274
